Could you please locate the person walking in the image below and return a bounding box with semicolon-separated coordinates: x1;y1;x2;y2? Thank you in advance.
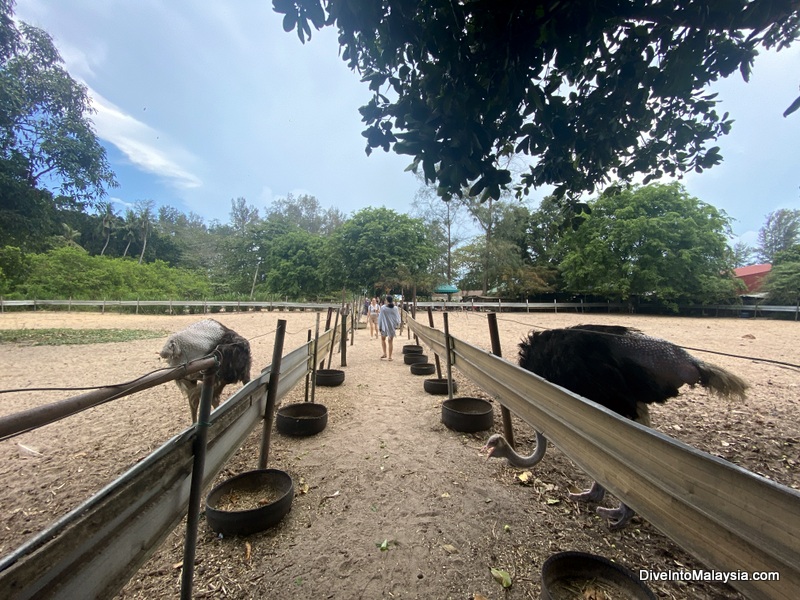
368;297;380;339
378;295;401;360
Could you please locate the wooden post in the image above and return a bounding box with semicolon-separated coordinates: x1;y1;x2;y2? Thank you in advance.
340;305;348;367
311;312;320;403
442;312;455;401
427;307;443;379
181;366;217;600
259;319;286;469
487;313;515;449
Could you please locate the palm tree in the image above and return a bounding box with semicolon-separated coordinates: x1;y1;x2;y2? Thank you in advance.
121;210;138;258
97;201;118;256
61;223;82;248
136;200;155;264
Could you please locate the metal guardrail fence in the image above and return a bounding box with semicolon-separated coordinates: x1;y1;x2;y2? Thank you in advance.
406;314;800;600
0;327;335;600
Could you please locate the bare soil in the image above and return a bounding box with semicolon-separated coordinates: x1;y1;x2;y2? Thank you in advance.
0;310;797;600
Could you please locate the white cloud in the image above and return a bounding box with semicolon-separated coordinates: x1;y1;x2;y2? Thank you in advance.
88;91;203;191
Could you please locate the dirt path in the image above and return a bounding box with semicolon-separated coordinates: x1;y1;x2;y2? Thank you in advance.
0;310;797;599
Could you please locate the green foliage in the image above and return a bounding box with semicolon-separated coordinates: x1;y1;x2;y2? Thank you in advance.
756;209;800;263
326;206;436;292
274;0;799;200
0;8;116;204
264;229;326;298
763;243;800;303
14;246;210;300
559;183;737;306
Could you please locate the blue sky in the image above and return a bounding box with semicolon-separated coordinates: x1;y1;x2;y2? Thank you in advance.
14;1;800;247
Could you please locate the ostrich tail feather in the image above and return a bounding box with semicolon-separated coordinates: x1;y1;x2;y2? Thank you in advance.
698;362;749;401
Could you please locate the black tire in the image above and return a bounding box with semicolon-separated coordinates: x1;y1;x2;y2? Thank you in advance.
441;397;494;432
402;344;424;354
410;362;436;375
404;353;428;365
424;378;458;395
276;402;329;436
315;369;345;387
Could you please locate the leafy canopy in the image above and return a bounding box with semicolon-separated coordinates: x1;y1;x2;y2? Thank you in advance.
274;0;800;201
0;1;116;205
326;206;436;292
559;182;737;305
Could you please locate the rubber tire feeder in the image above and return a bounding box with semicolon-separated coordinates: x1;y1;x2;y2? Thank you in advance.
276;403;328;436
402;344;423;354
404;353;428;365
315;369;345;387
541;551;656;600
441;397;494;432
205;469;294;536
410;362;436;375
424;378;458;395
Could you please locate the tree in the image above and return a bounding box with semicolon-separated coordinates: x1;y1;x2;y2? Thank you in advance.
229;197;261;235
135;200;155;264
275;0;800;202
0;3;116;204
326;206;436;293
756;208;800;263
265;193;345;235
264;229;326;298
761;244;800;304
96;201;118;256
121;209;137;258
730;240;756;268
411;179;471;284
559;182;737;307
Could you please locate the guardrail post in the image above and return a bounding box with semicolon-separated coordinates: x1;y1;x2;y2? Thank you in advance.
260;319;286;469
442;312;455;401
487;313;515;449
181;365;217;600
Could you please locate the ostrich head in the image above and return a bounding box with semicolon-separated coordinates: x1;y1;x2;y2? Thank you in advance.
482;434;509;460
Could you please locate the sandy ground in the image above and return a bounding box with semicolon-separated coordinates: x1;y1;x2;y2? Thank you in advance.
0;309;798;599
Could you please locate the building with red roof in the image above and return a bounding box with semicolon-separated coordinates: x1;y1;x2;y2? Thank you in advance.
733;264;772;294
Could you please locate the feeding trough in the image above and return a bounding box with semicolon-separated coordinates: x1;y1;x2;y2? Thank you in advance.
402;344;424;354
541;551;656;600
404;353;429;365
316;369;345;387
205;469;294;536
441;397;494;432
276;402;328;436
424;378;458;395
410;362;436;375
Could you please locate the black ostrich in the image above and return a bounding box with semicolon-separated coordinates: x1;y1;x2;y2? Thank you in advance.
484;324;748;529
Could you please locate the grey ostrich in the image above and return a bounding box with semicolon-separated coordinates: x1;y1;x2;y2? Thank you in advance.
484;324;748;529
159;319;252;422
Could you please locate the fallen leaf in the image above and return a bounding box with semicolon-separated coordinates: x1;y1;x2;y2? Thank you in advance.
545;497;560;505
441;492;451;498
377;539;389;552
245;542;252;562
442;544;459;554
490;567;512;588
516;471;533;485
473;594;489;600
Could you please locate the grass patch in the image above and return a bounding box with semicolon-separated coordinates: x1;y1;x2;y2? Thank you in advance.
0;328;168;346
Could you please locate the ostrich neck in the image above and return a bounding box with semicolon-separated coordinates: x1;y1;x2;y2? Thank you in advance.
504;431;547;467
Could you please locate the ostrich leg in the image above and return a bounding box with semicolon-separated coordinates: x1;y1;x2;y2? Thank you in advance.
568;481;606;503
597;502;635;530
